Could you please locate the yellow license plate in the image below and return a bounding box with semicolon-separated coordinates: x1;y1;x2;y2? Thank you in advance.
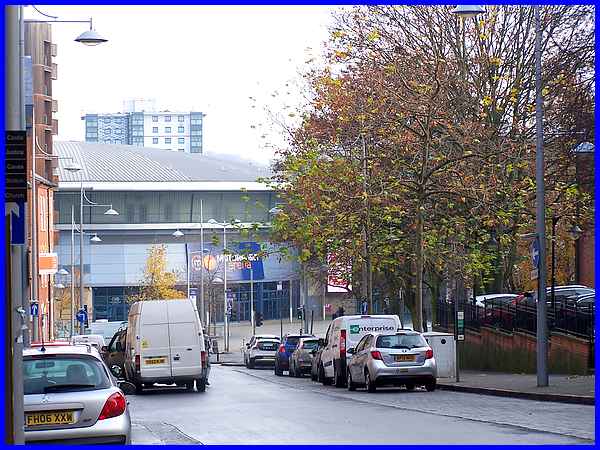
145;357;166;365
395;355;415;362
26;411;74;427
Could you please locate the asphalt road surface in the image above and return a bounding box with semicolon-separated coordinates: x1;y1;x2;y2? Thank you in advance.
128;365;594;445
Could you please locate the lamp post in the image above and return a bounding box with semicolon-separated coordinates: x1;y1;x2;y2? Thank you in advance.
78;184;118;333
208;218;229;351
453;3;548;387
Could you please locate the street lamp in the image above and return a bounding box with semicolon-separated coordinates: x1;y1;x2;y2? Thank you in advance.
172;229;184;238
90;234;102;243
452;4;549;387
208;218;230;351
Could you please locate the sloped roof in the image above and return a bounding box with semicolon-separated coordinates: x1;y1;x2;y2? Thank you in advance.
55;141;271;183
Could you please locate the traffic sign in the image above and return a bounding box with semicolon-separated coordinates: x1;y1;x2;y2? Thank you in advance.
30;302;39;317
531;237;540;268
456;310;465;341
76;309;88;324
5;131;28;202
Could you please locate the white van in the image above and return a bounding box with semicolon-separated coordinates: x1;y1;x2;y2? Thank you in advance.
124;299;208;393
318;314;402;387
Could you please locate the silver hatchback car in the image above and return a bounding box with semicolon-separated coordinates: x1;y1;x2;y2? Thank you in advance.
346;331;437;392
23;343;135;444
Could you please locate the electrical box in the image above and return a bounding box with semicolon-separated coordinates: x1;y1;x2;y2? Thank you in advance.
423;331;455;378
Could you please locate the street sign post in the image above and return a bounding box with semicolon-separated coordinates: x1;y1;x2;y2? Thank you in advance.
531;237;540;268
30;302;39;317
456;311;465;341
5;131;28;202
76;309;88;324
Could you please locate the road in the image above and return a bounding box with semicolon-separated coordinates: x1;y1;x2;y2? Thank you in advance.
128;365;594;445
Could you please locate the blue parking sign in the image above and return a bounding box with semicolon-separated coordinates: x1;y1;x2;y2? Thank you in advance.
76;309;88;324
30;302;39;317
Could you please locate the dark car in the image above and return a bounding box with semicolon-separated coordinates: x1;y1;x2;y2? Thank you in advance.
103;328;127;376
311;339;325;381
289;337;320;377
274;334;314;376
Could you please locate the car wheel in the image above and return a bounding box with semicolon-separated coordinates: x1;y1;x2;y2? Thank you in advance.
311;370;317;382
274;362;283;376
248;358;255;369
186;380;195;391
196;378;206;392
288;362;295;377
347;370;356;391
405;383;415;391
334;364;346;388
365;370;376;393
425;380;436;392
320;364;331;386
135;382;143;395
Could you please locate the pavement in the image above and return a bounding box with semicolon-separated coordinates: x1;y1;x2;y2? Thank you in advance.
437;371;595;405
128;365;593;444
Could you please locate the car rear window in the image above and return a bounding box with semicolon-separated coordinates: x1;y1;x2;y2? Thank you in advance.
376;334;428;349
285;337;300;347
23;355;111;395
302;341;319;350
257;341;279;350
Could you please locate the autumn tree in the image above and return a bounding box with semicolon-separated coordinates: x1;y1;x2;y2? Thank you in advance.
129;244;185;302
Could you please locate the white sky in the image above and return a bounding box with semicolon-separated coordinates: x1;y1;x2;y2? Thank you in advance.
26;5;341;164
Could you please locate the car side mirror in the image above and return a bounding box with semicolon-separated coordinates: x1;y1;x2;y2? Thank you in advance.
318;338;324;346
118;380;136;395
347;348;355;355
101;345;108;352
110;365;123;378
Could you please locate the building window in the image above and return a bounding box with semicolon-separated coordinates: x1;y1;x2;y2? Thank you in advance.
178;126;184;133
106;128;112;134
153;127;158;133
178;137;185;144
178;148;185;152
178;115;185;122
165;126;171;133
152;138;159;144
165;138;171;144
39;194;47;231
152;115;158;122
164;115;171;122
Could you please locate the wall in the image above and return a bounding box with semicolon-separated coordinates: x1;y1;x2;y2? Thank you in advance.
454;327;593;375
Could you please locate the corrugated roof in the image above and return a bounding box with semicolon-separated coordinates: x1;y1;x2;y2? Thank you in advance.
55;141;271;183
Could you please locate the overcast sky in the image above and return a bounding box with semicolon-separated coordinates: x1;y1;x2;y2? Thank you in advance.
26;5;340;164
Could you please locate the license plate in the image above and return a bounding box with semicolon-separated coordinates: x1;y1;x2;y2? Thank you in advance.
395;355;415;362
145;357;166;365
26;411;74;427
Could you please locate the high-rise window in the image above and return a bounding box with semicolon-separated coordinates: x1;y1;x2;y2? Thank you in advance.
164;115;171;122
152;138;159;144
178;138;185;144
152;116;158;122
178;115;185;122
178;126;184;133
165;127;171;133
153;127;158;133
165;138;171;144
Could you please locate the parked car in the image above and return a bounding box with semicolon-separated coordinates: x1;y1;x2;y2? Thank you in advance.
274;334;314;376
346;331;437;393
245;338;280;369
124;299;208;394
289;337;320;377
243;334;280;367
474;293;518;308
515;285;594;309
71;335;106;357
23;343;136;444
103;328;127;374
310;339;325;381
319;314;402;387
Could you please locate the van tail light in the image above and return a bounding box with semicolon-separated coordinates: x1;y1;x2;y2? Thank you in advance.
370;350;383;360
278;344;286;353
201;350;207;368
340;330;346;358
425;349;433;359
99;392;126;420
135;355;140;373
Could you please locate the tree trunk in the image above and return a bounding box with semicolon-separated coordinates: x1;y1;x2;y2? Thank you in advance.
415;208;424;332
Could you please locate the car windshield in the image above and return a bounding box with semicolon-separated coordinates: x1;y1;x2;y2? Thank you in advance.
302;340;319;350
376;334;427;349
23;355;111;395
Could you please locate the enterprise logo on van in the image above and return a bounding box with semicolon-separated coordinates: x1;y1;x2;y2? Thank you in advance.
349;324;396;334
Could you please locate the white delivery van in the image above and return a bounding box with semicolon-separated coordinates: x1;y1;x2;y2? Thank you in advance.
319;314;401;387
124;299;208;393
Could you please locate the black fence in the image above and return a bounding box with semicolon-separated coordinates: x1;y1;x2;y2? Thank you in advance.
435;298;594;341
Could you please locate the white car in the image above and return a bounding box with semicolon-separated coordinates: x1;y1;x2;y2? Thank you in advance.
71;334;106;351
318;314;402;387
245;338;280;368
23;343;135;444
243;334;280;367
474;293;518;308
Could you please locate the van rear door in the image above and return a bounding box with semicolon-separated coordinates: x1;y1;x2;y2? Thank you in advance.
139;302;172;379
168;301;202;377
